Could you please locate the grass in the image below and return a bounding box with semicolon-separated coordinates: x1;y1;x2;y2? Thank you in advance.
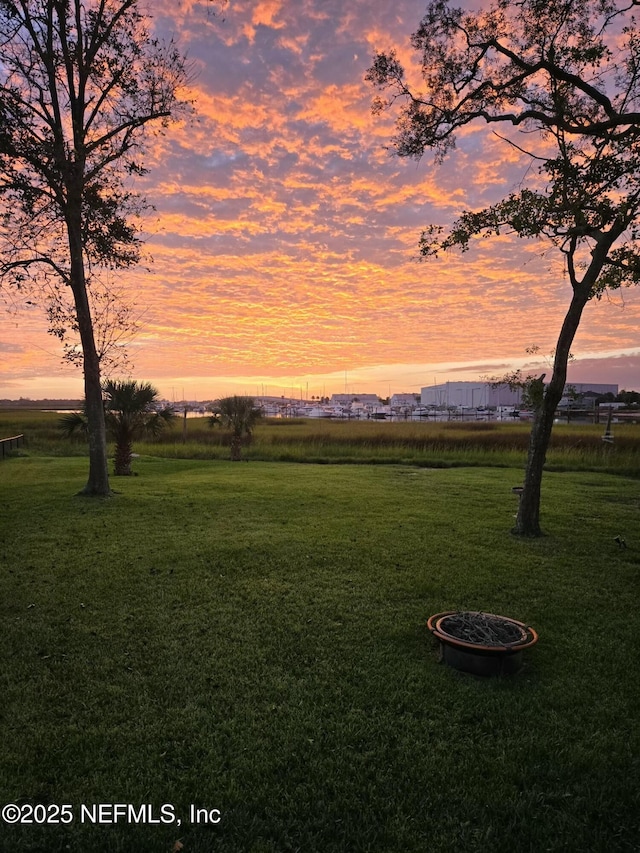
3;409;640;474
1;455;639;852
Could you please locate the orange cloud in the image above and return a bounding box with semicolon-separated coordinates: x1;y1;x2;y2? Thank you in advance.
3;0;639;400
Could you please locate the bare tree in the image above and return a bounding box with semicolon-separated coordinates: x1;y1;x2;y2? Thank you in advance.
368;0;640;535
0;0;188;495
42;272;141;375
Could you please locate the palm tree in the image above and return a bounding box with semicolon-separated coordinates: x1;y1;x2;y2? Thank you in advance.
210;396;261;461
60;380;175;476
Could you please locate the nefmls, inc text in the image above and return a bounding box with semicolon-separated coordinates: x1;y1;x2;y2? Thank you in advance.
80;803;222;825
80;804;179;824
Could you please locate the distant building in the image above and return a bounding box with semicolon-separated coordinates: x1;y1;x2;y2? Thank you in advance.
420;381;521;408
390;393;420;408
559;383;618;409
421;380;618;409
330;393;380;406
563;382;618;397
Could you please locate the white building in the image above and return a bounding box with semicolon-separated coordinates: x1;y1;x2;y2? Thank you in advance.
330;394;380;406
421;380;618;409
420;381;521;408
390;393;420;409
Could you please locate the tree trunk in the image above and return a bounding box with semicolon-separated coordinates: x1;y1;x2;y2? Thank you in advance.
513;290;589;536
230;433;242;462
513;395;556;536
114;439;133;476
67;213;111;496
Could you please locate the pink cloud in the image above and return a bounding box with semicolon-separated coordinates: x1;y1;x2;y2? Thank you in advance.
3;0;639;399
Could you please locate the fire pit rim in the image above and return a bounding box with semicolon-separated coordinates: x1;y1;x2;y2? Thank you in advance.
427;610;539;654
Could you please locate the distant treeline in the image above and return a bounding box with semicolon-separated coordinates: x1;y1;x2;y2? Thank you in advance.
0;398;82;410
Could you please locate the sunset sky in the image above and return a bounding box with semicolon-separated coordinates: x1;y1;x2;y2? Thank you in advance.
2;0;639;401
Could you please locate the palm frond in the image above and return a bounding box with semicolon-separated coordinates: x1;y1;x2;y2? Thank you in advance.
58;411;88;439
59;379;174;473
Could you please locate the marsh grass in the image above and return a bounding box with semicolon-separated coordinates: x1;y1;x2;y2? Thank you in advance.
3;410;639;473
0;409;87;456
87;417;640;474
1;456;639;852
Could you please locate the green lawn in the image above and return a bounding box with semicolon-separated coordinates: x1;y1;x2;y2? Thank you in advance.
1;455;639;852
